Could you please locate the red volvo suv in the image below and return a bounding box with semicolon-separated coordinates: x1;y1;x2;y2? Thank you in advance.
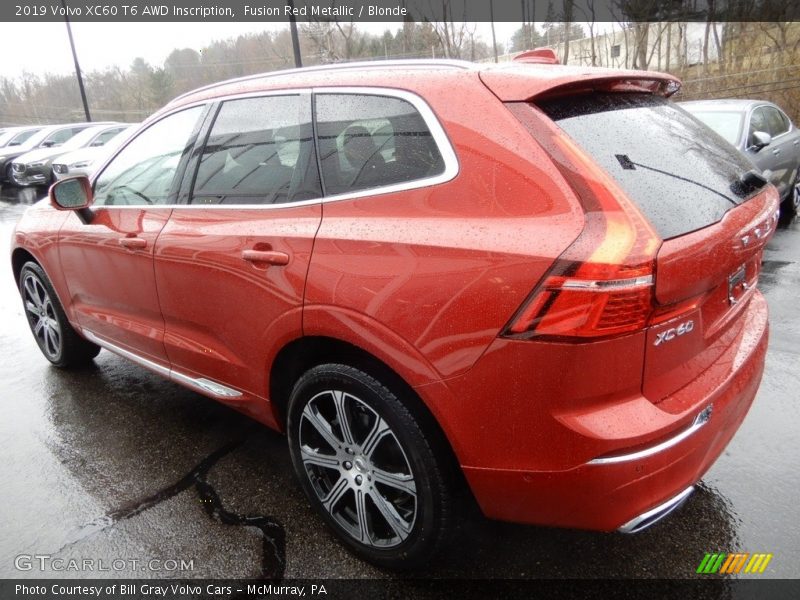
11;56;778;568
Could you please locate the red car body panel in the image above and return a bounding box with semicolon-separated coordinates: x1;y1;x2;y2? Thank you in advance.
11;60;777;534
153;205;321;404
58;207;172;364
478;63;681;101
458;291;767;529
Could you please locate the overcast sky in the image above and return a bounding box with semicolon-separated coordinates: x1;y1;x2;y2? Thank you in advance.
0;21;525;80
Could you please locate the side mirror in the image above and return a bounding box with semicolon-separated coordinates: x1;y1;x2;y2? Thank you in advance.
750;131;772;152
49;176;93;210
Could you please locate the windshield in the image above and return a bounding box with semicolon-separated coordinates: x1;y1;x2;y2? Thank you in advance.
537;93;758;240
681;109;743;146
6;128;41;147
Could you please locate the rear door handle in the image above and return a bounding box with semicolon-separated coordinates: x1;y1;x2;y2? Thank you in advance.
119;237;147;249
241;249;290;266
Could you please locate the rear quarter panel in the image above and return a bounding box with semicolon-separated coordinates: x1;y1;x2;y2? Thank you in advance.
304;74;585;382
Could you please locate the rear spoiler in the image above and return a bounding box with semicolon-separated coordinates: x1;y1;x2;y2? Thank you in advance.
479;64;681;102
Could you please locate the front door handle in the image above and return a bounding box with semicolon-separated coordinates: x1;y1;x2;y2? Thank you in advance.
119;237;147;250
771;148;781;155
241;249;290;266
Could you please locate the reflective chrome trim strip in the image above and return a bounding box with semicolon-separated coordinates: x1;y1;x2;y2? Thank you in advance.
560;275;653;291
82;329;242;400
90;87;459;211
171;59;474;103
83;329;170;377
587;405;712;465
618;486;694;534
170;371;243;398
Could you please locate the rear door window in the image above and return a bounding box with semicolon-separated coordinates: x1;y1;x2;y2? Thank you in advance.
536;93;758;240
314;93;445;196
191;94;321;205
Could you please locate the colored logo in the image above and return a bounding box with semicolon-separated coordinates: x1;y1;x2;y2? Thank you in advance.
697;552;773;574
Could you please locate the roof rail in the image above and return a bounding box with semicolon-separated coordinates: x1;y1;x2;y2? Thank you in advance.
171;59;475;104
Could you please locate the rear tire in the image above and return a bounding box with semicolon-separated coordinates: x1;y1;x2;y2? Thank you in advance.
286;363;454;569
19;261;100;368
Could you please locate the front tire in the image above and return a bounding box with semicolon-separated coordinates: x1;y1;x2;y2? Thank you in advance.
287;364;454;569
781;171;800;218
19;261;100;367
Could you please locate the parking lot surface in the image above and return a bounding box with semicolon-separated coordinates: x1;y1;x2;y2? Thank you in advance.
1;187;798;580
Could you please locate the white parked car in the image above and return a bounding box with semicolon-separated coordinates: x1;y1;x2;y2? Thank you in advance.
52;124;138;181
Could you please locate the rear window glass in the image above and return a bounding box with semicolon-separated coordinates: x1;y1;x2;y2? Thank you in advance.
315;94;445;196
537;93;758;240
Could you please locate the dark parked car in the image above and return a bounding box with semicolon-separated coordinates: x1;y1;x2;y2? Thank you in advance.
13;58;778;568
11;123;124;187
0;123;96;184
681;99;800;216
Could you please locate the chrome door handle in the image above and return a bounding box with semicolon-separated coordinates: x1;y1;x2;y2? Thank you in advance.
771;148;781;155
241;249;290;266
119;237;147;249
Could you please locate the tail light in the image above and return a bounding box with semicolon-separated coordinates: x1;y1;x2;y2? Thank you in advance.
504;103;662;340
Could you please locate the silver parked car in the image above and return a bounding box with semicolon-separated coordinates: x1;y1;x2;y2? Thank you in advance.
10;122;121;187
52;124;138;181
681;99;800;217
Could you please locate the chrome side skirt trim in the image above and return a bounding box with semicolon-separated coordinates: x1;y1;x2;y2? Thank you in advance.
587;405;713;466
618;486;695;534
82;329;243;400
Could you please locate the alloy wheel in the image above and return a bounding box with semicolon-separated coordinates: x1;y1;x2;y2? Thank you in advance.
22;272;62;360
298;389;417;548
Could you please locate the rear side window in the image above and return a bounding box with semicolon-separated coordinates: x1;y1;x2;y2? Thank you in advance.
315;94;445;196
192;95;321;205
537;93;757;240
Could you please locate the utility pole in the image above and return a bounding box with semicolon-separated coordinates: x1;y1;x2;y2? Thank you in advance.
287;0;303;68
490;0;498;63
61;0;91;121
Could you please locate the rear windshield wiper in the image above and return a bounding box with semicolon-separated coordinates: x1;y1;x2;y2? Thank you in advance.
614;154;739;206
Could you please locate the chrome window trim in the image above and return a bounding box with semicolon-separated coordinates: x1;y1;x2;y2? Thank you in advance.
89;87;459;211
82;329;243;400
171;59;474;104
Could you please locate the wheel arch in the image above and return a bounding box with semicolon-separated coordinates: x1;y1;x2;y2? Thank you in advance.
11;247;40;286
268;335;469;494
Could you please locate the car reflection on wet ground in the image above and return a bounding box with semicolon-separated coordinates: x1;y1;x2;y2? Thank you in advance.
0;184;798;580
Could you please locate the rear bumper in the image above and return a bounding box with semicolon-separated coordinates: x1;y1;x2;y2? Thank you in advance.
430;291;768;531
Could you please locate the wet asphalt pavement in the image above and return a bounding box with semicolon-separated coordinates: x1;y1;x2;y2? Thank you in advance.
0;185;798;582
